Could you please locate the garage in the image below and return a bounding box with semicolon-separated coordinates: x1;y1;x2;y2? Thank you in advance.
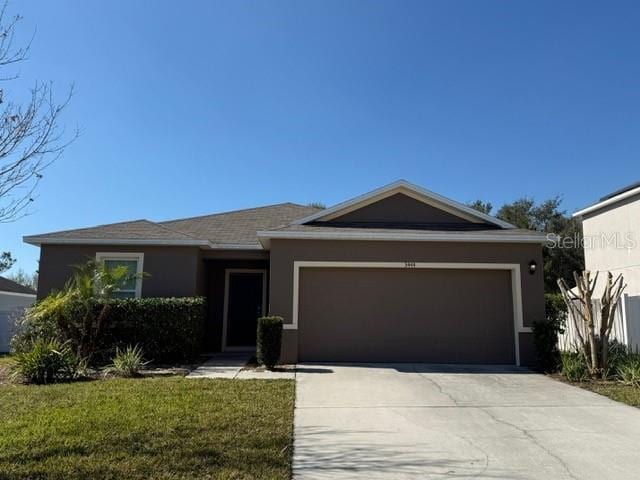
297;266;517;364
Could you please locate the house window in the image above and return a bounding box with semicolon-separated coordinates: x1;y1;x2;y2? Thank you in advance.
95;252;144;298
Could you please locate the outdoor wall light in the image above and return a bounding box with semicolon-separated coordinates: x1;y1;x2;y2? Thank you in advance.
529;260;537;275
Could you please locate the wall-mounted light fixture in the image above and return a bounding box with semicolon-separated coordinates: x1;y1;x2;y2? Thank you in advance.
529;260;537;275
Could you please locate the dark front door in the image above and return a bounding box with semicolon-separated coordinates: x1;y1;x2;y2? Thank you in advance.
225;271;265;348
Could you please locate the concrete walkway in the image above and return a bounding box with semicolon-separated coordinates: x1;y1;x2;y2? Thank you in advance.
186;354;295;379
293;363;640;479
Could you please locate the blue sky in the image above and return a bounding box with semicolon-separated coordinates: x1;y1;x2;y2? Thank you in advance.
2;0;639;275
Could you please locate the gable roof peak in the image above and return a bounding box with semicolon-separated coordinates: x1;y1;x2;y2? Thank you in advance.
291;180;515;229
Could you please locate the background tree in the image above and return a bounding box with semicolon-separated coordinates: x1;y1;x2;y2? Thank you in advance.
6;267;37;289
0;2;74;223
469;196;584;291
0;250;14;272
466;200;493;215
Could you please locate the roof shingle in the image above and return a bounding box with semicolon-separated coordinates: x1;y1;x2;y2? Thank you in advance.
24;203;322;247
0;276;36;295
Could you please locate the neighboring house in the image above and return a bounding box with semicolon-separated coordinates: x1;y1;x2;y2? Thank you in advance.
24;180;546;365
0;276;36;352
569;181;640;351
573;181;640;296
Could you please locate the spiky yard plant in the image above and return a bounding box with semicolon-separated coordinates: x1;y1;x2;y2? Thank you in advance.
106;344;149;377
23;260;143;364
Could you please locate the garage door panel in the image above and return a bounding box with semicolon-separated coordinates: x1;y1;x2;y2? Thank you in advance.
298;268;515;364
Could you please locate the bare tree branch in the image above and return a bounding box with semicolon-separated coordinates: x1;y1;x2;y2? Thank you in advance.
0;1;75;223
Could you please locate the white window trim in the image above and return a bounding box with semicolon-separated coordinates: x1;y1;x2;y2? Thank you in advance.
95;252;144;298
221;268;267;352
288;261;528;366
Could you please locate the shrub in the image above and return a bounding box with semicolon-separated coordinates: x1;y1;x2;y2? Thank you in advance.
97;297;206;363
532;293;566;372
601;339;628;379
13;296;206;365
106;345;148;377
561;351;588;382
10;306;61;354
256;316;283;369
12;338;80;384
617;354;640;387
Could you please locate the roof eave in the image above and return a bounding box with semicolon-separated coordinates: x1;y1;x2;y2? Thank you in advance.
23;236;266;251
23;236;210;247
257;229;549;249
0;290;37;297
573;185;640;218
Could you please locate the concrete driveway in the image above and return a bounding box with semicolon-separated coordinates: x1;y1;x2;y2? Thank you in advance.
293;364;640;479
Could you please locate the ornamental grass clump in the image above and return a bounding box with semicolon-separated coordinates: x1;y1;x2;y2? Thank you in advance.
12;338;80;384
106;344;149;377
617;354;640;388
561;351;588;383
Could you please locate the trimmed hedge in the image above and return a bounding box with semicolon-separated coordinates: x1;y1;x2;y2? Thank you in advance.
14;297;206;364
256;316;283;369
97;297;206;363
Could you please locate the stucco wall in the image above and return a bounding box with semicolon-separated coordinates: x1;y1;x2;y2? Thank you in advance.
268;239;545;365
37;245;202;299
328;193;479;224
581;193;640;296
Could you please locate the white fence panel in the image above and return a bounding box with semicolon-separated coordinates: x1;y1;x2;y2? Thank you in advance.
0;309;20;352
558;294;640;352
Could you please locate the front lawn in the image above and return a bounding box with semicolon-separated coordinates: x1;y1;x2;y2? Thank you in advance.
0;377;295;480
578;381;640;408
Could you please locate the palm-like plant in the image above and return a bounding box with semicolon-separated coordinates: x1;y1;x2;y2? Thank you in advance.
24;259;142;363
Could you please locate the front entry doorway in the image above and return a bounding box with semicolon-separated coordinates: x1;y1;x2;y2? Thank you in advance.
222;269;267;350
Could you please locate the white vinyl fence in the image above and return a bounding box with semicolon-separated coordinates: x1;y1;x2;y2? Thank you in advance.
558;294;640;353
0;292;36;352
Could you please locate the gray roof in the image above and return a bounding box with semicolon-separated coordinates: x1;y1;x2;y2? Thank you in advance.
28;220;200;242
23;194;546;249
24;203;321;247
600;180;640;202
0;276;36;295
160;203;321;246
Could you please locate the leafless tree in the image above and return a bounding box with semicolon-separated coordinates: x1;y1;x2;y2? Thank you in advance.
558;270;626;377
0;2;75;223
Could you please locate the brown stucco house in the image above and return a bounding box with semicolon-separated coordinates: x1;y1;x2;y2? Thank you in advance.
24;180;547;365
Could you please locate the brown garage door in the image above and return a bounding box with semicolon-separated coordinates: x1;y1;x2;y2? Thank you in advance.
298;267;516;364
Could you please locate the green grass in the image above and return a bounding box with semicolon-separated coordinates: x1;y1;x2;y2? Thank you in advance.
0;377;295;480
579;381;640;408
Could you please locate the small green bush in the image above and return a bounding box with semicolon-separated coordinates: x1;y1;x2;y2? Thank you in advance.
602;339;628;379
256;316;283;369
617;354;640;387
561;351;588;382
532;293;567;372
12;338;80;384
106;344;148;377
10;307;60;354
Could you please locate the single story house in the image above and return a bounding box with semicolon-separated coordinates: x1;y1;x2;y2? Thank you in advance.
0;276;37;352
25;180;546;365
